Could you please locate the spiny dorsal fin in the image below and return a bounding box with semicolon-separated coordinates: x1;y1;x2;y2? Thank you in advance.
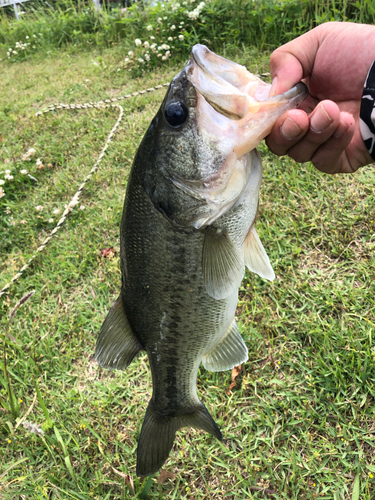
137;400;222;477
243;226;275;281
202;226;244;300
202;319;248;372
95;294;142;370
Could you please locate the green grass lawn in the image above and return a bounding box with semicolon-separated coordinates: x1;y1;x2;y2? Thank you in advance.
1;45;375;500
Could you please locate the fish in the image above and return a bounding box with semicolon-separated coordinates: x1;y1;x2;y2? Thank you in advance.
95;44;307;477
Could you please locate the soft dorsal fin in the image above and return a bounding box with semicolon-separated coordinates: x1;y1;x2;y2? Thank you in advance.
243;226;275;281
202;319;248;372
95;294;142;370
202;226;244;300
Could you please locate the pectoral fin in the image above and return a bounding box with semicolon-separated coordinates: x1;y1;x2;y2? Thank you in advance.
202;319;248;372
202;226;244;300
95;294;142;369
243;226;275;281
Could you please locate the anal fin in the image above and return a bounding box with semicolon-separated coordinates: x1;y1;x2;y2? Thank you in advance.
137;400;222;477
202;319;248;372
244;226;275;281
95;294;142;370
202;226;244;300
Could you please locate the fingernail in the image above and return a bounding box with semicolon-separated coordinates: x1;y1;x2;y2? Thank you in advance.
333;119;349;139
280;116;302;140
310;104;333;133
269;77;278;97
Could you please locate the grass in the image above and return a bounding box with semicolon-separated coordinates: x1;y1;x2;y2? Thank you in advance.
1;43;375;500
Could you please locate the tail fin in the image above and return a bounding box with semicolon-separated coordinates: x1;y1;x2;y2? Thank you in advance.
136;400;222;477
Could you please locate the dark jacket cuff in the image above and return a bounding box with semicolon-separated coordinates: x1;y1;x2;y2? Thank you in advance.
360;61;375;161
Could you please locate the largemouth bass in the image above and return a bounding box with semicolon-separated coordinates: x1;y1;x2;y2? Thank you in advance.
95;45;307;477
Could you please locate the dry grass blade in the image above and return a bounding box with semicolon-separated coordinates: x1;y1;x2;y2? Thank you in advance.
9;290;35;319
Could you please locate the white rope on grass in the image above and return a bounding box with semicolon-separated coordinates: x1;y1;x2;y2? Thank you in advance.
0;104;124;298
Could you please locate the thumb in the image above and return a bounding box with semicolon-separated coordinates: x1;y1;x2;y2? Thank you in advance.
269;29;320;96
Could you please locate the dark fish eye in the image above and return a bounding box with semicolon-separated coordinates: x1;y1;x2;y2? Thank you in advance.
164;101;188;128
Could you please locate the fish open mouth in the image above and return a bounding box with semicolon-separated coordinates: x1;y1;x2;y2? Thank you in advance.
187;44;308;157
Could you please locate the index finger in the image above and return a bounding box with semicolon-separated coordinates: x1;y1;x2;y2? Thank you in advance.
269;27;322;96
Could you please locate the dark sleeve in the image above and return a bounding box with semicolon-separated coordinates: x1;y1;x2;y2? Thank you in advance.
360;61;375;161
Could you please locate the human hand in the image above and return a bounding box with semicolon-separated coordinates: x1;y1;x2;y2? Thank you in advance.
266;22;375;174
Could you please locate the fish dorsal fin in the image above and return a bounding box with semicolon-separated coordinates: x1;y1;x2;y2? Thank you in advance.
243;226;275;281
137;399;222;477
202;319;248;372
95;294;142;370
202;226;244;300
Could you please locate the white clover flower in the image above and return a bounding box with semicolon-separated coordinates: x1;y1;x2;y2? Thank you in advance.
20;169;28;175
143;41;150;48
170;25;176;30
128;51;134;57
22;420;44;436
0;187;4;198
0;180;5;185
162;55;167;61
145;54;150;61
5;169;10;175
48;218;54;223
13;51;18;55
157;17;162;23
33;34;37;38
53;208;61;215
147;25;153;31
165;50;171;56
163;16;167;20
20;220;27;224
5;174;14;181
150;35;155;40
168;36;173;41
26;36;29;39
157;53;162;57
138;58;145;64
135;39;142;47
79;205;85;210
124;57;129;63
179;34;184;41
35;205;43;211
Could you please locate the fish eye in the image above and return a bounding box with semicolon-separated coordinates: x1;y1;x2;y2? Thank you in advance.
164;101;188;128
